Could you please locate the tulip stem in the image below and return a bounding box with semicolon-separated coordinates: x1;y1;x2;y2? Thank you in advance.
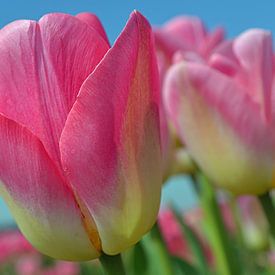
99;253;126;275
259;192;275;239
198;173;240;275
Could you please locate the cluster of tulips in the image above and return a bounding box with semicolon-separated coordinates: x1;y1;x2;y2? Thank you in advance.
0;230;80;275
0;9;275;275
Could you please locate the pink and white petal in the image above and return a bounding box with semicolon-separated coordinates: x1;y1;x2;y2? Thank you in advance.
60;11;162;254
233;29;273;120
76;12;110;45
164;62;275;195
0;13;109;168
0;115;99;260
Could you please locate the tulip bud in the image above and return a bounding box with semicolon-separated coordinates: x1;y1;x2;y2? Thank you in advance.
0;11;162;260
164;29;275;195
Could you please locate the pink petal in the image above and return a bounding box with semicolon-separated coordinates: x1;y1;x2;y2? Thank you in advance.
0;115;99;260
201;27;225;57
173;51;205;64
213;40;237;61
164;16;207;51
209;40;240;75
154;16;207;59
0;13;109;169
76;12;110;45
208;53;238;76
158;210;192;261
164;62;275;194
187;63;275;150
154;28;178;59
60;11;162;254
233;29;273;121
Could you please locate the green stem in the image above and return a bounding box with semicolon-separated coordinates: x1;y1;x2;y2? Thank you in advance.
259;192;275;239
99;253;126;275
142;223;174;275
198;173;240;275
190;174;200;195
228;195;257;274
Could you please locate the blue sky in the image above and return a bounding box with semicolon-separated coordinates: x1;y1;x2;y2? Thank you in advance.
1;0;275;42
0;0;275;226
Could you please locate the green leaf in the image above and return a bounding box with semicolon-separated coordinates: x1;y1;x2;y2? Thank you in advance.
172;256;200;275
132;241;148;275
198;173;241;275
141;223;175;275
123;241;149;275
80;260;103;275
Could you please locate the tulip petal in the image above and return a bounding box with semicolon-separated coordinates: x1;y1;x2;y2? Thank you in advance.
76;12;110;45
60;11;162;254
154;16;207;59
164;62;275;194
202;27;225;57
0;13;109;168
212;40;240;64
164;16;206;48
233;29;273;120
208;53;238;76
0;115;99;260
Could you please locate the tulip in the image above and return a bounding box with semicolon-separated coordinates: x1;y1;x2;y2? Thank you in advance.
154;17;224;179
0;230;80;275
164;29;275;195
158;209;213;264
158;210;193;262
0;11;162;260
0;230;35;263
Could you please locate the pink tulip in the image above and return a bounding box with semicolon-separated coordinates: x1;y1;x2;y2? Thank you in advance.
164;28;275;194
0;11;162;260
158;210;193;262
158;209;214;264
0;230;35;263
0;230;80;275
